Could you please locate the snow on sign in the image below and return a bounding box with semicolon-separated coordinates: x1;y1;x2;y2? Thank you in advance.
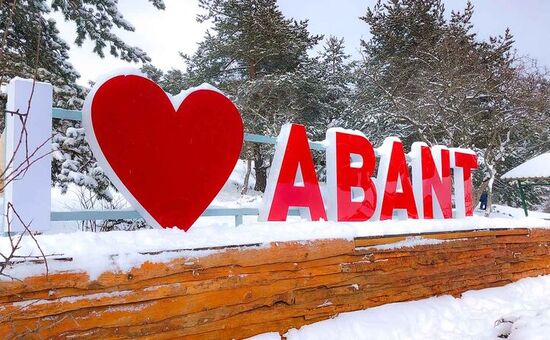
84;71;478;231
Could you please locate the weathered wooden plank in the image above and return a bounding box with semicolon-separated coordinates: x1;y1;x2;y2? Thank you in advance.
1;228;549;339
353;228;530;247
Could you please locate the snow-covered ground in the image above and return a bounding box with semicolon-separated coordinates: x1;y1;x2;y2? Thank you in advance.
251;275;550;340
4;214;550;281
490;204;550;220
1;159;549;280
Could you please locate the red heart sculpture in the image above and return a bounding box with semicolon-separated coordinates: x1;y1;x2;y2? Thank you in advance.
83;74;243;231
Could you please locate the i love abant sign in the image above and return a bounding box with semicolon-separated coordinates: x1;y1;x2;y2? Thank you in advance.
84;72;477;232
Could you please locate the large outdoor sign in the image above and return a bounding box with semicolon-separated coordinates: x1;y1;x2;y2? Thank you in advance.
259;124;478;222
83;72;477;231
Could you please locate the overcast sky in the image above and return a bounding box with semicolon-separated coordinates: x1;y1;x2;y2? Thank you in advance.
53;0;550;86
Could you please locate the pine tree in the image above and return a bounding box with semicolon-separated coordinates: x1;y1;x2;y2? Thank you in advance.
348;0;550;211
1;0;165;201
1;0;165;107
185;0;321;192
141;64;190;94
316;36;353;130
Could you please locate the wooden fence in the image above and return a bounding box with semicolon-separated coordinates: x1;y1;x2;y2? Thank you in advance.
1;228;550;339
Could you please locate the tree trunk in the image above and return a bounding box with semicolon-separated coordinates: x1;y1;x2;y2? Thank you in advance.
241;158;252;195
253;144;267;192
248;59;257;80
242;59;258;193
484;160;496;217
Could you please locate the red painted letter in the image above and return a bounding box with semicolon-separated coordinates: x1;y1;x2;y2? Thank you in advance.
376;138;418;220
326;129;377;221
411;144;452;219
452;149;478;217
259;124;327;221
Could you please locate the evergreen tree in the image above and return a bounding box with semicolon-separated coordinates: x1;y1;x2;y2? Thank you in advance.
316;36;353;130
1;0;165;200
348;0;550;211
141;64;189;94
1;0;165;108
185;0;321;191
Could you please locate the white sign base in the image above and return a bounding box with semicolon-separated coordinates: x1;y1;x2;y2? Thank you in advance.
2;78;52;233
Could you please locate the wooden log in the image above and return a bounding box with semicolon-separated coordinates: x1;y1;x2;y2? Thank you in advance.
0;228;549;339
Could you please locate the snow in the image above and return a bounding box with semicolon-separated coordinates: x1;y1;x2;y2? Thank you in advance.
2;150;549;281
0;228;223;280
247;275;550;340
1;214;549;281
248;333;281;340
501;153;550;180
13;290;133;308
497;309;550;340
170;82;223;108
1;157;549;281
209;160;262;209
364;236;445;250
490;204;550;220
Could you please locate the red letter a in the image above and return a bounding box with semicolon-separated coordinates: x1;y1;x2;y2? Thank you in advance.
376;138;418;220
260;124;327;221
